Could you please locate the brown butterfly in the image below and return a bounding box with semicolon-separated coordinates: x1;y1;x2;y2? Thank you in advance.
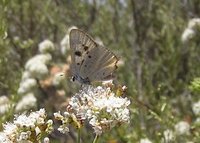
69;29;118;84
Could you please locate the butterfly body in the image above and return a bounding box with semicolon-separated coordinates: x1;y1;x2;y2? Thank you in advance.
69;29;118;84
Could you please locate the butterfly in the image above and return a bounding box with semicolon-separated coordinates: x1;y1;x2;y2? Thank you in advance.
69;29;118;84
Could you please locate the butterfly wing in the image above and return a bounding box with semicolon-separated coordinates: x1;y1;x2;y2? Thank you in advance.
70;29;99;82
70;29;118;83
88;45;118;81
79;44;118;81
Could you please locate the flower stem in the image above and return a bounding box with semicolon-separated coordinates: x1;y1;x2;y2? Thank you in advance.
93;134;99;143
77;128;81;143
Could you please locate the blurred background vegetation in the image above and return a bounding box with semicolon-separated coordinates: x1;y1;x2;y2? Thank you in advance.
1;0;200;142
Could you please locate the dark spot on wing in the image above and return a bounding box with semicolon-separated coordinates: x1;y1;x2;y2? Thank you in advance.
82;44;89;51
77;63;80;65
88;55;91;58
103;72;105;75
86;51;89;54
84;65;87;67
75;51;82;57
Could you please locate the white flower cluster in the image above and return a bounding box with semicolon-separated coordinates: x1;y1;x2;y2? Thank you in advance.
192;100;200;116
54;112;76;134
54;85;130;135
160;121;190;142
181;18;200;42
0;96;12;115
17;40;55;112
0;109;53;143
39;39;55;54
140;138;152;143
175;121;190;135
15;93;37;112
161;129;175;142
192;100;200;124
24;54;52;80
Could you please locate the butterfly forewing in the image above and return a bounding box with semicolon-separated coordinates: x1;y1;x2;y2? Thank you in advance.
69;29;118;83
70;29;95;75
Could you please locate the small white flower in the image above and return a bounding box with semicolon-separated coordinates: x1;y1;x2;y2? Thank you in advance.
64;111;70;117
14;114;36;129
54;111;75;134
47;120;53;125
181;28;195;42
0;96;9;105
15;92;37;112
21;71;31;81
3;123;18;142
54;112;63;120
58;126;69;134
140;138;152;143
195;117;200;123
18;131;31;141
0;104;13;116
29;108;46;125
0;132;11;143
192;100;200;116
175;121;190;135
102;80;113;86
163;129;175;142
25;54;52;70
92;125;103;135
17;78;37;95
13;36;20;42
43;137;50;143
39;39;55;54
28;62;49;79
188;18;200;29
46;120;54;133
3;123;18;136
0;96;10;115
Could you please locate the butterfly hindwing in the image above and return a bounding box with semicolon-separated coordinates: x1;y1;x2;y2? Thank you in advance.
89;49;118;81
